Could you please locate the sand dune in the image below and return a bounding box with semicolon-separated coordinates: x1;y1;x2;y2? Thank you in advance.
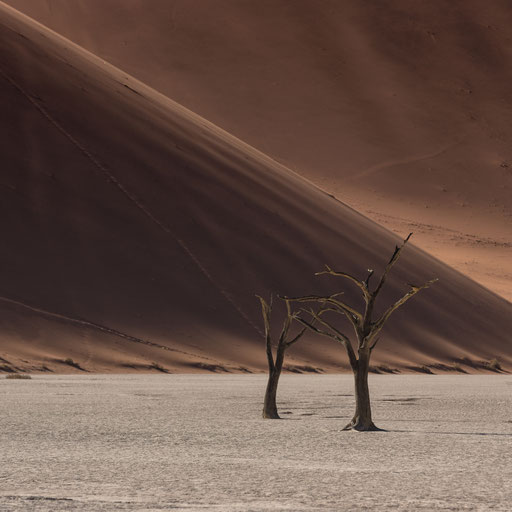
0;2;510;373
4;0;512;299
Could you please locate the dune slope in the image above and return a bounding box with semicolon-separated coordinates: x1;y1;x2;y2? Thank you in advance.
3;0;512;299
0;3;511;373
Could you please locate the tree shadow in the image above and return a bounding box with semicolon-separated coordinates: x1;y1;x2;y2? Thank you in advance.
388;429;512;437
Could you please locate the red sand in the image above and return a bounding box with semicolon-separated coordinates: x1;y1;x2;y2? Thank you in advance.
4;0;512;300
0;2;510;373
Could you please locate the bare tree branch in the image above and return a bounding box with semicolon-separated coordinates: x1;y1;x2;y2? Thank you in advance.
278;299;293;345
297;310;358;370
286;304;330;347
371;278;438;339
368;336;380;352
365;269;375;289
286;326;307;347
372;233;413;297
283;294;362;332
316;265;371;302
301;308;350;344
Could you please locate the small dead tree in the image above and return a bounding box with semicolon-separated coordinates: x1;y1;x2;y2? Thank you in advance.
257;296;307;419
287;233;437;431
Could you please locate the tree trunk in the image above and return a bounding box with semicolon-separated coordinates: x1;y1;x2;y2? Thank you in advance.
344;350;380;431
262;370;281;418
262;346;285;419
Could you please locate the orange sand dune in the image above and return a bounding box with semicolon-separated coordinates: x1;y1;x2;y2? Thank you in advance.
0;3;510;374
4;0;512;300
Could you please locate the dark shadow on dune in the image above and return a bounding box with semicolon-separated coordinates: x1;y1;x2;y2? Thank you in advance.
56;358;88;372
406;365;435;374
369;365;401;374
188;362;231;373
283;365;324;374
0;364;17;373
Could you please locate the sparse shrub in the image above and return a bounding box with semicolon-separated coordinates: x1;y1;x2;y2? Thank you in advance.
62;358;83;370
149;362;169;373
283;365;303;374
6;373;31;379
298;365;323;373
485;359;502;372
452;363;467;374
407;365;435;374
375;364;399;374
430;362;467;373
454;356;504;373
189;362;229;373
455;356;476;368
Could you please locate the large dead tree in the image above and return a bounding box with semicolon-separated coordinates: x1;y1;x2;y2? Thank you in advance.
257;296;308;419
287;233;437;431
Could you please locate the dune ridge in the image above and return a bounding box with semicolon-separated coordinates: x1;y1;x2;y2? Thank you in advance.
4;0;511;300
0;2;511;374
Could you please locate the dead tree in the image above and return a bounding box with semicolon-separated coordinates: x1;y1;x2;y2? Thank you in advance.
257;296;307;419
287;233;437;431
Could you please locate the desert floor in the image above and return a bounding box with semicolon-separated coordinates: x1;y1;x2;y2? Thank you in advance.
1;374;511;511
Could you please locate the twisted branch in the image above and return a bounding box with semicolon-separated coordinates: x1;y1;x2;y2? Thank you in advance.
283;294;361;333
297;309;357;370
372;232;412;298
371;278;438;340
316;265;371;303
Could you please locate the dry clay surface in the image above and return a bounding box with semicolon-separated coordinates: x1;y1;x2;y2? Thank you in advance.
1;374;511;511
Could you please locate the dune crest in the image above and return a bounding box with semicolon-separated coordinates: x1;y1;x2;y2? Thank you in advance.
4;0;512;299
0;2;510;373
